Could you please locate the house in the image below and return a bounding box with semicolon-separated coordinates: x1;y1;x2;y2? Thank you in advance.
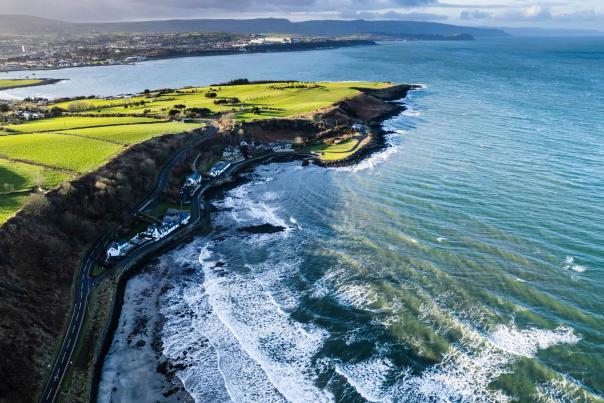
208;161;231;177
222;146;243;161
106;241;134;259
352;123;366;134
184;172;202;187
269;142;294;153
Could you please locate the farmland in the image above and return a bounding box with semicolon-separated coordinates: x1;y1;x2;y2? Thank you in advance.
0;80;392;223
51;81;391;121
56;121;203;144
0;113;205;223
0;79;44;90
3;116;162;133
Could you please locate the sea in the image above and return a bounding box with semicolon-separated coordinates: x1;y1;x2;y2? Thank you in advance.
3;37;603;402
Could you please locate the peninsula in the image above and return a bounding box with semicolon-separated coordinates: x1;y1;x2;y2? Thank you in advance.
0;79;418;402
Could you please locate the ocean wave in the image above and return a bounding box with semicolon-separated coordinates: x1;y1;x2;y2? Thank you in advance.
334;295;582;403
563;256;587;273
198;244;333;402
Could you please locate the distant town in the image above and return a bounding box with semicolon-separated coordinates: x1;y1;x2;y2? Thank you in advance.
0;32;374;71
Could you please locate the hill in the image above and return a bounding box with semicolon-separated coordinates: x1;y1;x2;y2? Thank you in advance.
0;15;506;38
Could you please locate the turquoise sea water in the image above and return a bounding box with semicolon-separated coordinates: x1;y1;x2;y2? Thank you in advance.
5;37;603;401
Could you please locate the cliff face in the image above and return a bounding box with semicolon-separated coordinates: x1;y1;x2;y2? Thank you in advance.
0;131;202;402
227;84;418;142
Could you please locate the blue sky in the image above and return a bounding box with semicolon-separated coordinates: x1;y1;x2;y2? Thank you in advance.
2;0;603;30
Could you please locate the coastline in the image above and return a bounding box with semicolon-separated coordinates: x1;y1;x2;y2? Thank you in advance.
0;78;64;91
91;86;419;401
0;40;375;74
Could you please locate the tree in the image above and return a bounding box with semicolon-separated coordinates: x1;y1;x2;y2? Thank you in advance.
49;106;64;117
0;103;9;113
168;109;181;117
251;106;261;115
204;92;217;98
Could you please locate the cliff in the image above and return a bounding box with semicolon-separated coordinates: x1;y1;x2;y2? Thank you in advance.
0;131;203;402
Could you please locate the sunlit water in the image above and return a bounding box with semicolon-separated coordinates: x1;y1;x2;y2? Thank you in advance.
6;38;603;401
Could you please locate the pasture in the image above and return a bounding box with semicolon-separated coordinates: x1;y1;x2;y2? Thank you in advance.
0;79;44;90
0;132;124;172
51;81;391;121
3;116;162;133
57;121;203;144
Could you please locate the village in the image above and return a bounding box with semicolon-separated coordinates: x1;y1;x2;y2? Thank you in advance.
103;140;295;264
0;33;318;72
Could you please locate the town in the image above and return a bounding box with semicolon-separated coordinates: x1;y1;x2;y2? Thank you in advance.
0;32;368;71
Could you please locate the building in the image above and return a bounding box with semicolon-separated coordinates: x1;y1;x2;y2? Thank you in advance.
184;172;202;187
106;241;134;258
222;146;243;162
208;161;231;177
105;210;190;262
352;123;366;134
270;142;294;153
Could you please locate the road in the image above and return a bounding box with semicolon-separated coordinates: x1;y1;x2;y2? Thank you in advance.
39;122;218;403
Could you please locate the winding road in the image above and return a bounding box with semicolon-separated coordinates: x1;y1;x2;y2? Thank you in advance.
39;122;218;403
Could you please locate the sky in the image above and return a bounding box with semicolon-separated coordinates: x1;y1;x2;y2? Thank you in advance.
1;0;603;30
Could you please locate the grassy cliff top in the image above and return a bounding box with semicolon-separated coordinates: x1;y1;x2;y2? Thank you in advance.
51;81;393;121
0;79;45;90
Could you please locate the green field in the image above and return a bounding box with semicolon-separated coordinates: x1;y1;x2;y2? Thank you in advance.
0;159;71;192
51;81;391;121
0;194;29;223
0;80;392;223
308;138;363;161
3;116;162;133
57;121;202;144
0;79;44;90
0;132;124;172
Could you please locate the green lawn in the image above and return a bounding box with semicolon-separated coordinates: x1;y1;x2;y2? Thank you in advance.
57;121;204;144
0;159;71;192
50;81;391;121
3;116;163;133
308;138;362;161
0;194;29;223
0;79;43;90
0;132;123;172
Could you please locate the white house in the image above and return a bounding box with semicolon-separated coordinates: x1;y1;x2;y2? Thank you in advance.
208;161;231;177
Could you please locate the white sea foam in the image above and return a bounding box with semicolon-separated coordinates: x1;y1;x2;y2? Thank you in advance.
562;255;587;273
487;324;580;358
197;244;333;402
336;300;581;403
436;237;447;243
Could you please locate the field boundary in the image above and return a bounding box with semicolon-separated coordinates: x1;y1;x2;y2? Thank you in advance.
0;154;78;175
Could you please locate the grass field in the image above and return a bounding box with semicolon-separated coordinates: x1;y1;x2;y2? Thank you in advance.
0;194;29;223
0;80;391;223
0;132;124;172
308;138;363;161
3;116;162;133
0;79;44;90
0;159;71;192
51;81;391;121
57;121;203;144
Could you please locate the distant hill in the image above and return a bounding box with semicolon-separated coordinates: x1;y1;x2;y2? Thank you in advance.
0;15;507;38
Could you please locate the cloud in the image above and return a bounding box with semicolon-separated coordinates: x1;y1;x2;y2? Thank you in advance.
1;0;441;21
460;10;492;20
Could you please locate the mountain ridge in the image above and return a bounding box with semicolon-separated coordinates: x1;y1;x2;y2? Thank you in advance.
0;15;507;37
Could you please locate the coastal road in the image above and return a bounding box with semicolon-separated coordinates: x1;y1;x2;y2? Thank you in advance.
39;122;219;403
